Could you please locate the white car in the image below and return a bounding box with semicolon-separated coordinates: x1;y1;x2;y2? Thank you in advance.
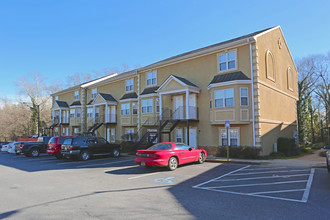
7;142;21;154
1;143;10;152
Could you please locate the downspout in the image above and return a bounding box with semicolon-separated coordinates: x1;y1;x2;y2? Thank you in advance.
249;39;256;147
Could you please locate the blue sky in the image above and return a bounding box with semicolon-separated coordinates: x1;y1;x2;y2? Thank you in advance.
1;0;329;101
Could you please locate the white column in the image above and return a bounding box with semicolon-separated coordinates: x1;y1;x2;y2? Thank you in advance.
159;94;162;120
186;90;189;119
59;109;62;123
105;104;109;123
93;105;96;123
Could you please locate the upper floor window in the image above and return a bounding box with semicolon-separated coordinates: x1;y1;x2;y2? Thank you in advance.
142;99;153;113
218;51;236;72
70;109;75;118
240;88;248;106
126;79;134;92
76;108;81;118
121;103;130;115
147;71;157;86
55;96;58;101
214;88;234;108
156;98;160;113
74;91;79;100
87;108;93;118
91;88;97;99
132;102;138;115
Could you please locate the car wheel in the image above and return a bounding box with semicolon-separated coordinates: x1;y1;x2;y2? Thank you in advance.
79;150;91;161
112;149;120;158
55;154;63;159
30;148;40;157
198;152;205;164
168;157;178;171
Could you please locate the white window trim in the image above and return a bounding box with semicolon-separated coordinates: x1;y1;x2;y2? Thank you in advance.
217;49;238;73
91;88;97;99
55;96;58;101
74;91;79;100
266;50;276;82
219;128;240;146
70;109;75;118
121;103;130;116
287;67;294;91
125;79;134;92
214;88;235;108
141;99;153;114
146;71;157;87
240;87;249;107
175;128;183;143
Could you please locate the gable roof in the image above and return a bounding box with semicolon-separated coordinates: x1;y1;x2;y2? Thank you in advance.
209;71;250;85
99;93;117;102
55;100;69;108
120;92;138;100
140;86;159;95
70;101;81;106
172;75;198;88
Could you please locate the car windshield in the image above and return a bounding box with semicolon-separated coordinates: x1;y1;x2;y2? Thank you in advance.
59;138;66;144
147;143;172;151
63;139;72;145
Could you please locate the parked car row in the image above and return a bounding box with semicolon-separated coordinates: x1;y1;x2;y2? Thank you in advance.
1;136;121;161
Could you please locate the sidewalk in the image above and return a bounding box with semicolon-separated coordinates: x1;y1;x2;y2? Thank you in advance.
206;149;327;168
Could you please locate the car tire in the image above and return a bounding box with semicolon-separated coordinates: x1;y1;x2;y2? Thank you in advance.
55;154;63;159
112;149;120;158
168;157;178;171
30;148;40;157
79;150;91;161
197;152;205;164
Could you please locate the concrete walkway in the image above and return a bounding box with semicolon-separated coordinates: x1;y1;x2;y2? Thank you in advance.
206;149;327;168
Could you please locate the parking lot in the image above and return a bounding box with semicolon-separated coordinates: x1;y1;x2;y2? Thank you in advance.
0;152;330;219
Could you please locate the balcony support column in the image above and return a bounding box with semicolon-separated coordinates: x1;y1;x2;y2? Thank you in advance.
59;109;62;123
186;90;189;120
105;104;109;123
159;94;163;120
93;105;96;124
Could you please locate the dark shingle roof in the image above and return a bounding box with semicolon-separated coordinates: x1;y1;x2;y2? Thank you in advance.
87;100;93;105
120;92;138;100
70;101;81;106
172;75;198;88
140;86;159;95
99;93;117;102
209;71;250;85
55;100;69;108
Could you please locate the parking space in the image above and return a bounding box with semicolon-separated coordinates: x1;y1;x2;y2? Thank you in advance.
193;165;315;203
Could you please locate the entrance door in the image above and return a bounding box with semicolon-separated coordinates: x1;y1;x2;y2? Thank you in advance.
189;94;197;119
106;128;110;142
110;106;116;123
188;127;197;148
173;95;183;119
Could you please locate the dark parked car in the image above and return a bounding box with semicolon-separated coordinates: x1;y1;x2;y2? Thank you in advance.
20;136;52;157
324;145;330;173
61;136;121;161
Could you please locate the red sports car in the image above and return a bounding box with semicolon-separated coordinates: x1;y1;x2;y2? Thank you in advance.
135;142;207;171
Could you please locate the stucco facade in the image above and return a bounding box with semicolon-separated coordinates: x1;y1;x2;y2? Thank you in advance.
51;26;298;156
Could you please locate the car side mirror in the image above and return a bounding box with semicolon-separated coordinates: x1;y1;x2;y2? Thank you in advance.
189;147;193;151
324;146;330;150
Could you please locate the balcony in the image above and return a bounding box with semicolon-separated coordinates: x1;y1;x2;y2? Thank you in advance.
61;116;69;124
70;117;81;126
163;106;199;121
105;114;117;124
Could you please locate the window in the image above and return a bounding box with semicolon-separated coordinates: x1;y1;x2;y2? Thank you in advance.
175;128;183;143
214;88;234;108
132;102;138;115
70;109;75;118
55;96;58;101
125;128;134;141
74;91;79;100
87;108;93;118
176;144;190;150
111;128;115;143
91;88;97;99
220;128;239;146
218;51;236;72
74;128;80;135
76;108;81;118
240;88;248;106
95;108;100;118
125;79;134;92
142;99;153;113
147;71;157;86
156;98;160;113
121;103;130;115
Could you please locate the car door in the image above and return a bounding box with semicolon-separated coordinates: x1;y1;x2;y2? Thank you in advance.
86;138;99;154
175;144;192;164
96;137;109;154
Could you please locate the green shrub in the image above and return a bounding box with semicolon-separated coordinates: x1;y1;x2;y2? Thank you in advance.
319;151;327;157
277;137;300;156
216;146;261;159
310;142;325;150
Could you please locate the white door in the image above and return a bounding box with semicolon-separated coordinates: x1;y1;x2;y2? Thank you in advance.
173;95;183;119
95;107;100;122
65;128;69;135
106;128;110;142
188;127;197;148
189;94;197;119
110;106;116;122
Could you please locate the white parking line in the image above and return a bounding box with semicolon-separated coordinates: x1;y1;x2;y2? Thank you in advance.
128;172;159;180
302;169;315;202
230;169;310;176
249;189;306;195
242;167;288;171
215;174;310;182
76;159;134;168
204;180;308;189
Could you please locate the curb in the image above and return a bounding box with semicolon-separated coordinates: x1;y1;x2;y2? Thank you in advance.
206;158;269;165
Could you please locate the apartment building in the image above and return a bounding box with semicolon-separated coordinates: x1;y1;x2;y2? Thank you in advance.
51;26;298;155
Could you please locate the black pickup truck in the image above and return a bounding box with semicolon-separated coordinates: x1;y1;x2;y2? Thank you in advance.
20;136;52;157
